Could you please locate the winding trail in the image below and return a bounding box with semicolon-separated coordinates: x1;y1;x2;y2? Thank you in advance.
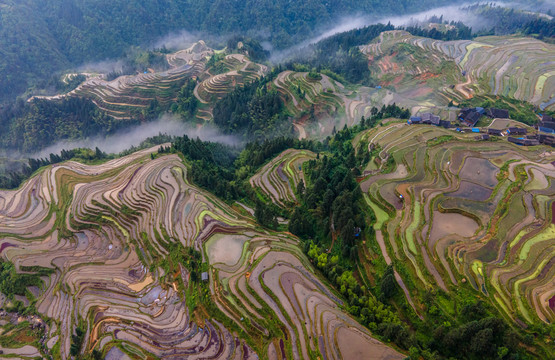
455;74;473;99
193;83;209;104
375;230;422;318
293;123;307;140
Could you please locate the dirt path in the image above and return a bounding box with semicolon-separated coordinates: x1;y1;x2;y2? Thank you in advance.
393;270;421;317
375;230;392;264
376;229;422;318
455;74;473;99
193;83;209;104
274;71;299;107
293;123;307;140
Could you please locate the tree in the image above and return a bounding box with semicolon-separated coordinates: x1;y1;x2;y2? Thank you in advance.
289;207;312;238
255;201;278;229
296;180;305;197
346;150;356;169
380;265;398;301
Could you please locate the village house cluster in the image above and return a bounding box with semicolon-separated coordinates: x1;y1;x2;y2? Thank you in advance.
407;108;555;147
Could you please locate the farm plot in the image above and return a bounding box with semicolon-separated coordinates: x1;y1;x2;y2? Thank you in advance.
360;30;465;107
31;41;214;119
414;34;555;110
0;146;402;359
250;149;316;207
30;43;267;121
272;70;377;131
359;123;555;324
195;53;267;104
360;31;555;110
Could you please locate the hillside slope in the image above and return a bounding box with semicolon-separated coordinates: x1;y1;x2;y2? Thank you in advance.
0;0;457;102
0;145;404;359
356;122;555;327
361;30;555;111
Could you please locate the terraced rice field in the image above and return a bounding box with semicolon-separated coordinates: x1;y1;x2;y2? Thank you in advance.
272;70;378;136
30;42;214;118
0;146;403;359
357;123;555;323
250;149;316;207
360;30;465;109
364;31;555;110
30;43;267;121
196;54;267;105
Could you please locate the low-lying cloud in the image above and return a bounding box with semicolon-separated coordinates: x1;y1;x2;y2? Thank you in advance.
77;59;129;75
152;29;230;51
270;1;553;63
31;115;240;159
268;3;476;63
152;29;201;51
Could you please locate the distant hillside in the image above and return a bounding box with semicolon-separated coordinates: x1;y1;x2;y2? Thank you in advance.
0;0;457;102
361;30;555;111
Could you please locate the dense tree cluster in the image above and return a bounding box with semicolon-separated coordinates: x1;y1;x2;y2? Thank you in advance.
0;261;44;298
522;18;555;39
70;324;85;356
430;309;520;359
173;79;199;118
213;78;291;140
0;97;132;153
403;22;472;41
226;36;269;63
466;4;555;40
369;104;411;120
170;135;242;200
254;200;279;229
289;126;365;260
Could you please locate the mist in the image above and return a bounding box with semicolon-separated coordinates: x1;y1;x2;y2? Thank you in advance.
269;1;553;63
152;28;230;52
152;29;203;51
77;59;129;75
75;28;224;77
30;115;241;159
268;3;477;62
377;1;553;28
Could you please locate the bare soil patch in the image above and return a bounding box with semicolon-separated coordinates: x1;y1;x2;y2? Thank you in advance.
430;212;479;243
337;327;404;360
206;234;248;266
448;180;493;201
460;157;498;188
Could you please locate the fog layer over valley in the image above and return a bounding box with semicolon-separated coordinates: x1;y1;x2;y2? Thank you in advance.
269;1;553;62
32;116;240;158
0;0;554;359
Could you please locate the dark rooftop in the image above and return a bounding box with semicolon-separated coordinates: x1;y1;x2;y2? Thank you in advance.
486;108;509;119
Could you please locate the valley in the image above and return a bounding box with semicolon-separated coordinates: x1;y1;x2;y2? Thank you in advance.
1;4;555;359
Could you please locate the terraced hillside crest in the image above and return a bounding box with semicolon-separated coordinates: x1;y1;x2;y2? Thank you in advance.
360;31;465;111
250;149;316;207
30;42;268;121
355;122;555;324
362;30;555;111
0;146;403;360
